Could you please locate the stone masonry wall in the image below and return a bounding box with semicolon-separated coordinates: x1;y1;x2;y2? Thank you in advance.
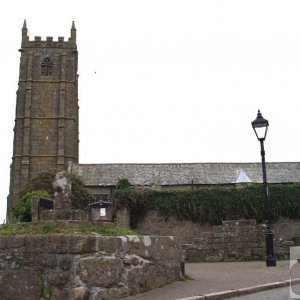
136;211;299;262
116;209;130;228
184;219;293;262
0;234;181;300
135;210;213;244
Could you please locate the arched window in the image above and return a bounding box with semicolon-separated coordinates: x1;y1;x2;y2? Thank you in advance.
41;57;53;76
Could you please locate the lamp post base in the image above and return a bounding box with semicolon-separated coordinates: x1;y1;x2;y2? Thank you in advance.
265;223;276;267
266;256;276;267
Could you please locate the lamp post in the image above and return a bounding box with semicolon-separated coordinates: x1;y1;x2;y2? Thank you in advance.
251;110;276;267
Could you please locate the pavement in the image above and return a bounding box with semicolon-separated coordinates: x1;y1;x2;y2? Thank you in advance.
123;260;294;300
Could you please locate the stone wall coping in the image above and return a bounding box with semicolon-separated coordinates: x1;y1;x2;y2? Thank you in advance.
0;234;181;259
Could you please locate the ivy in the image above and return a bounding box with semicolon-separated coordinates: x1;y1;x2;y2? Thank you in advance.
11;190;50;222
113;181;300;227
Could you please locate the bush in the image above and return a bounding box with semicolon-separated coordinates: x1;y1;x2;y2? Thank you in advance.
116;178;131;189
70;175;93;210
113;178;135;210
22;170;57;198
113;182;300;227
11;190;50;222
21;170;93;210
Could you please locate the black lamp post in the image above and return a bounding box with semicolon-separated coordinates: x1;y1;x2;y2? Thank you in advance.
252;110;276;267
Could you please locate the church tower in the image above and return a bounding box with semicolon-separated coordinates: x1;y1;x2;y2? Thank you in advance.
8;21;79;212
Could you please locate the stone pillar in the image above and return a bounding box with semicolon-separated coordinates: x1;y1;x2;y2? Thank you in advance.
116;208;130;228
53;171;72;209
31;197;39;222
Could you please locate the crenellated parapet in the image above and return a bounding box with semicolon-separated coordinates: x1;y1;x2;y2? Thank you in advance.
21;19;77;50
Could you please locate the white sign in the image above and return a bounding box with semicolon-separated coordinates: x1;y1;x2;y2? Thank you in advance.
100;208;106;217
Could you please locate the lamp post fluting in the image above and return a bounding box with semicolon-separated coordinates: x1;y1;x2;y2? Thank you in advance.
251;110;276;267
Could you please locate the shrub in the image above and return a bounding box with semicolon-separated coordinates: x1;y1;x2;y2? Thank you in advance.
112;178;134;210
113;182;300;227
116;178;131;189
11;190;49;222
70;175;93;210
21;170;93;210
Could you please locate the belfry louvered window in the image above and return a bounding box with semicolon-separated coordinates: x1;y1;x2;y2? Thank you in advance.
41;57;53;76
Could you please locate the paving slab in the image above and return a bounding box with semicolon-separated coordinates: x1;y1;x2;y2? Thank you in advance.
123;260;291;300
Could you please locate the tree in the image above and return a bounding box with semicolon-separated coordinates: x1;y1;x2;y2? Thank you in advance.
21;170;93;210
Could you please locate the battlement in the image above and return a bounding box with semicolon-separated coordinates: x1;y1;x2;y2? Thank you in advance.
24;36;76;49
21;20;76;49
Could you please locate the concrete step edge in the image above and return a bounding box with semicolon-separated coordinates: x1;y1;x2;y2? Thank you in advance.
177;278;300;300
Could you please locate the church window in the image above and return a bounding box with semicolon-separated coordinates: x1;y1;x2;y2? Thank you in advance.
41;57;53;76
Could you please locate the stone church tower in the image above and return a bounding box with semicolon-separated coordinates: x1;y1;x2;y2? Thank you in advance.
8;21;79;212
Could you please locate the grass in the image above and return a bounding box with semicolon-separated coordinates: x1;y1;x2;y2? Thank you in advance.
0;221;140;236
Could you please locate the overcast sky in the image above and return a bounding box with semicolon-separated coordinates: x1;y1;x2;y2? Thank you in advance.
1;1;300;222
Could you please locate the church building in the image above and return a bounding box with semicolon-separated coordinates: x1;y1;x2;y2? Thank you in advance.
7;22;300;214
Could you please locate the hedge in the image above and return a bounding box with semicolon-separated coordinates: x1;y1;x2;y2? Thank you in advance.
113;183;300;227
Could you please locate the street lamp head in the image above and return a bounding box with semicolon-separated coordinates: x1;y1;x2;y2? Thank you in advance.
252;110;269;141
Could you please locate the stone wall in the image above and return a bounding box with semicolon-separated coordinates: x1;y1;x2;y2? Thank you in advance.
135;210;213;244
184;219;293;262
273;218;300;242
116;208;130;228
136;211;300;261
0;234;181;300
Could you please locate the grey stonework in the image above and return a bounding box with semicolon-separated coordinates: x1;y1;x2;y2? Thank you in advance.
31;173;87;221
136;213;300;262
41;209;87;221
0;234;181;300
171;219;294;262
8;20;79;214
53;171;72;209
116;208;130;228
136;210;214;244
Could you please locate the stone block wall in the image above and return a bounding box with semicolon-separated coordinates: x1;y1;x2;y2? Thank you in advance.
41;209;87;221
136;212;300;262
273;218;300;243
184;219;294;262
135;210;213;244
116;208;130;228
0;234;181;300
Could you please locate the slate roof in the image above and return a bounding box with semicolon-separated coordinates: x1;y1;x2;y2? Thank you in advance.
71;162;300;187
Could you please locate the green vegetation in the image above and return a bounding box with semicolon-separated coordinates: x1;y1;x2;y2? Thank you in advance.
179;274;194;281
10;169;93;222
0;221;138;236
116;177;131;189
113;178;135;210
113;181;300;226
10;170;94;222
20;169;93;210
11;190;50;222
